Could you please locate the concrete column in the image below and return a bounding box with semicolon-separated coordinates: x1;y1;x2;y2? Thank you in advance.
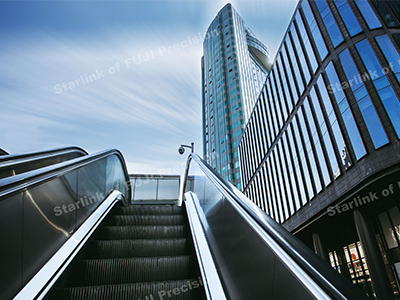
354;210;394;300
312;232;328;262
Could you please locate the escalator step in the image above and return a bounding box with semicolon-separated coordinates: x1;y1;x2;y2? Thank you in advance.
62;278;205;300
98;225;188;240
115;215;185;226
87;239;190;258
121;205;184;215
73;256;196;285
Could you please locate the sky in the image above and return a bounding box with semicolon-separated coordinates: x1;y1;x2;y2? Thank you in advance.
0;0;298;175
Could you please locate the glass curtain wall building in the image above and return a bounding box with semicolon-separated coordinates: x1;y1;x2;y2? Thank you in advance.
202;3;271;189
238;0;400;299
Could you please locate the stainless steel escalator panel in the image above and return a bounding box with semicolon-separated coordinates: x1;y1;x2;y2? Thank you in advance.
183;154;370;300
0;192;23;300
0;149;131;300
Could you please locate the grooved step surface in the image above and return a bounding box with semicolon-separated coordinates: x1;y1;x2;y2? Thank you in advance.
99;225;188;240
88;239;190;258
73;256;196;285
62;278;205;300
121;205;184;215
115;215;185;226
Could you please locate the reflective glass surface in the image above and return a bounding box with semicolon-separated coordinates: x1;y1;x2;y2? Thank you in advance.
339;49;389;148
304;97;331;187
334;0;362;36
296;11;318;73
286;37;306;96
315;0;344;47
355;0;382;29
302;0;328;60
317;76;351;170
325;62;367;159
355;39;400;139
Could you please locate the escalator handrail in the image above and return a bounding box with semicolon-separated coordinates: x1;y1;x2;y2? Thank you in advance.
0;148;131;202
185;153;369;300
13;190;124;300
0;148;8;155
0;146;87;164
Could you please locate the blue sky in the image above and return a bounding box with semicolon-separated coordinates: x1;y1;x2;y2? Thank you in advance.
0;0;298;174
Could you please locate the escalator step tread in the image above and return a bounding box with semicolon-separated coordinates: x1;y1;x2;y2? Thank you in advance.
87;239;190;258
121;205;184;215
99;225;188;239
115;215;185;226
62;278;205;300
73;256;197;285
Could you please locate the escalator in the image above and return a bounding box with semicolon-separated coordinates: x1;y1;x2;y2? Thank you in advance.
45;204;206;300
1;148;371;300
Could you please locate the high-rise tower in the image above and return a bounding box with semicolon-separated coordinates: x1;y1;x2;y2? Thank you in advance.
202;3;271;189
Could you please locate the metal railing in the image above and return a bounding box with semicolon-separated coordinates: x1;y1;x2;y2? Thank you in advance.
182;153;370;300
0;149;131;300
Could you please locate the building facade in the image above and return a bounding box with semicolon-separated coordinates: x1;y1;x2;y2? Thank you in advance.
238;0;400;299
202;3;271;189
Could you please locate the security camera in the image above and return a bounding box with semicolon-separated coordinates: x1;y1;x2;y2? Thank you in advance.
178;146;185;155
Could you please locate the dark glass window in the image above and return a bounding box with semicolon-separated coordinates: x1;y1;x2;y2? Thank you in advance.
355;0;382;29
273;63;289;122
315;0;344;47
267;80;279;136
325;62;367;159
334;0;362;36
278;140;293;217
372;0;399;28
273;147;286;221
339;48;389;148
355;39;400;139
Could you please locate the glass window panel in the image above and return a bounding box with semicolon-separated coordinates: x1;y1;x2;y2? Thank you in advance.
281;46;299;100
315;0;344;47
278;141;291;217
293;117;314;201
282;132;296;215
310;87;340;178
270;69;284;128
355;0;382;29
267;157;280;222
296;11;319;73
298;108;323;193
377;86;400;138
291;22;311;84
355;40;400;138
304;98;331;186
375;35;400;76
274;147;287;220
286;37;306;96
325;62;367;159
317;76;352;170
287;124;306;209
274;62;289;121
277;54;294;113
158;179;180;200
267;80;279;136
334;0;362;36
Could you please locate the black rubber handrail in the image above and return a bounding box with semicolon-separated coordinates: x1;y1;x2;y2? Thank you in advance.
186;153;370;300
0;146;87;164
0;148;8;156
0;148;131;203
